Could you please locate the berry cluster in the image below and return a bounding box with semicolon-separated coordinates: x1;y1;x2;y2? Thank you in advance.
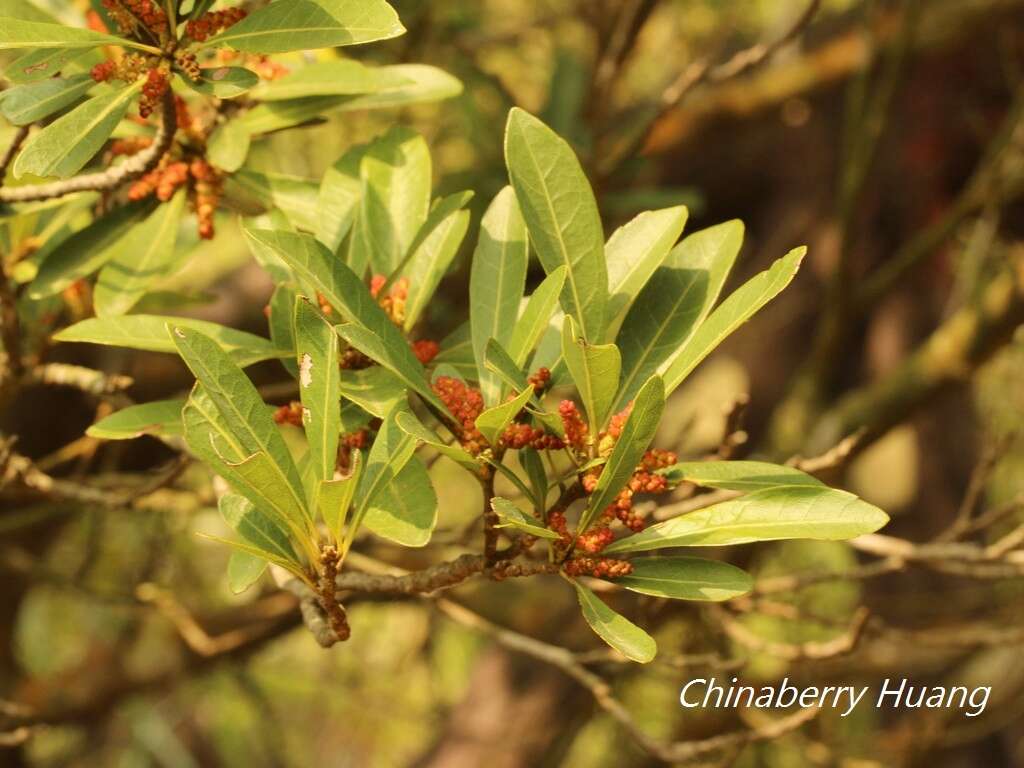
129;156;187;202
129;156;223;239
272;401;305;427
338;428;370;472
90;52;152;84
412;339;440;365
528;367;552;393
595;448;677;532
370;275;408;326
563;557;633;578
575;525;614;553
559;400;588;452
109;137;153;157
175;50;202;81
500;422;563;450
190;158;221;240
185;7;247;42
432;376;487;454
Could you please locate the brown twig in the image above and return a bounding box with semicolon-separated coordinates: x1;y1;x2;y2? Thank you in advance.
0;126;30;188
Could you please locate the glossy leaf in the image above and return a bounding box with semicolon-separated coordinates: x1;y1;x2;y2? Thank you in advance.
363;456;437;547
504;108;607;342
605;485;890;554
204;0;404;53
614;220;742;410
294;297;341;484
604;205;688;339
55;315;285;367
395;410;478;472
663;246;806;396
492;497;559;539
474;385;533;447
252;59;408;100
316;142;367;252
14;83;142;180
86;399;185;440
470;187;528;405
0;17;152;50
575;582;656;663
0;74;93;126
484;338;528;392
350;126;431;275
579;376;664;532
94;189;187;316
561;315;620;433
507;265;566;368
183;67;259;98
660;461;825;491
337;366;405;418
616;557;752;601
348;404;416;546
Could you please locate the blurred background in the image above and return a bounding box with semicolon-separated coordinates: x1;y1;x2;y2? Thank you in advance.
3;0;1024;765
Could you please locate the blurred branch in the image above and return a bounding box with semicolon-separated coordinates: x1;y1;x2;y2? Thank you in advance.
712;605;870;662
0;89;175;204
0;126;29;187
24;363;134;395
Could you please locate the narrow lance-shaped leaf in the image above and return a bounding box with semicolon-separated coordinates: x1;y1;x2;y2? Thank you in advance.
55;315;286;367
395;410;478;472
316;141;368;253
0;17;157;51
0;74;94;126
604;485;889;554
219;493;300;566
14;82;143;180
94;189;187;317
203;0;405;54
504;108;607;342
506;265;566;368
171;327;312;529
615;557;753;602
294;297;341;484
662;246;806;396
337;366;405;418
252;59;409;100
470;187;528;405
613;220;743;411
182;67;259;98
484;338;528;392
398;191;472;331
659;461;825;491
319;451;362;545
241;227;450;416
491;497;560;539
561;315;621;434
603;205;688;340
579;375;664;532
575;581;656;663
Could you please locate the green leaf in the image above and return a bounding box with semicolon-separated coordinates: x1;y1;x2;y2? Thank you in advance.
398;191;471;331
660;461;825;491
484;338;528;392
242;226;449;415
470;187;528;405
350;126;431;275
491;497;559;539
14;83;142;180
174;327;312;535
579;375;664;532
218;493;299;565
29;201;148;298
348;404;415;545
0;74;94;126
198;532;305;580
204;0;405;54
55;315;285;367
604;205;688;339
229;170;319;232
520;448;548;511
5;47;88;83
318;450;361;544
561;315;620;433
325;64;461;113
616;557;752;601
94;190;187;317
504;108;607;342
363;456;437;547
507;265;566;368
337;366;405;418
294;297;341;484
182;67;259;98
207;120;252;173
316;143;367;253
663;246;805;396
395;410;478;472
267;284;298;376
474;385;533;447
574;582;656;663
614;220;743;410
252;59;408;100
0;17;153;50
86;399;185;440
604;485;890;554
0;1;59;23
227;549;268;594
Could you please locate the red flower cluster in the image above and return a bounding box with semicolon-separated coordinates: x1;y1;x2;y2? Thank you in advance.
190;158;221;240
272;401;304;427
91;52;151;84
527;367;551;393
139;67;170;118
547;511;572;547
563;557;633;578
174;50;202;81
575;525;614;553
102;0;167;37
559;400;588;452
129;156;223;239
370;275;409;326
185;7;247;42
412;339;439;365
500;422;563;450
432;376;487;454
109;136;153;157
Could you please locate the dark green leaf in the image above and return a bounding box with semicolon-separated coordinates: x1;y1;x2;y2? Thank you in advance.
86;399;185;440
294;297;341;484
507;265;566;367
616;556;752;601
492;496;559;539
0;74;94;125
575;581;656;663
660;461;825;491
182;66;259;98
561;315;620;433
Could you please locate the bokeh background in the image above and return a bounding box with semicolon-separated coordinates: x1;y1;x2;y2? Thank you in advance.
3;0;1024;765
